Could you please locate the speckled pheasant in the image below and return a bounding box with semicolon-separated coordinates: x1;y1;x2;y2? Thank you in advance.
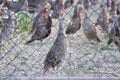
64;0;74;9
28;0;49;8
108;0;120;16
21;0;29;11
95;8;110;35
3;0;28;12
29;8;48;34
106;1;120;24
83;0;90;10
117;3;120;15
108;16;120;50
66;4;81;34
0;8;6;16
26;15;52;44
0;0;4;8
49;0;55;10
52;0;64;19
77;1;84;11
0;12;15;44
82;10;101;42
44;18;67;73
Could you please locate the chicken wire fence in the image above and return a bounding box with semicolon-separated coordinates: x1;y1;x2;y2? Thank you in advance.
0;0;120;79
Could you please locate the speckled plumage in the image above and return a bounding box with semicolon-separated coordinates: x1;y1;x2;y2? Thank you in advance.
26;16;52;44
64;0;74;9
52;0;64;19
0;14;15;44
108;16;120;50
66;4;81;34
44;19;67;73
82;10;101;42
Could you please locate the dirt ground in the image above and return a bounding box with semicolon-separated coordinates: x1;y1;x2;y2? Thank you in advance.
0;0;120;79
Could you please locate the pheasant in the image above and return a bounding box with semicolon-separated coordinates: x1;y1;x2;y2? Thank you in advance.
44;18;67;73
0;0;4;8
95;8;110;35
52;0;64;19
0;8;6;16
64;0;74;9
78;1;84;11
66;4;81;34
108;0;119;16
108;16;120;50
106;1;119;24
83;0;90;10
28;0;49;8
0;11;15;44
49;0;55;10
21;0;29;11
3;0;28;12
82;10;101;42
29;8;48;34
117;3;120;15
26;15;52;44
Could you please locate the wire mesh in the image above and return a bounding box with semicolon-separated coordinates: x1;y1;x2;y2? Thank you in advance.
0;0;120;79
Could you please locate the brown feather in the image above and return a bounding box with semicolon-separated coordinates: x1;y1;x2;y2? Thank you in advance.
64;0;74;9
0;13;15;44
66;5;81;34
26;16;52;44
82;10;101;42
30;8;48;34
108;16;120;50
52;0;64;19
3;0;28;12
96;9;110;34
44;19;67;73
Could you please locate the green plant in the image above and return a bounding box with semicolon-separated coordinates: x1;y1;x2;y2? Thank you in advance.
16;11;33;35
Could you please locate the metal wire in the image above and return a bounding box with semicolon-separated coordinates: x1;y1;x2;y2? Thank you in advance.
0;0;120;79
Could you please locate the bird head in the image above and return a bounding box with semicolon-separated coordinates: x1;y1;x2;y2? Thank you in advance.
77;1;83;11
42;8;48;18
43;1;51;9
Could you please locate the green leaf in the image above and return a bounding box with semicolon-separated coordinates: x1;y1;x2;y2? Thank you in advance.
16;11;33;34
